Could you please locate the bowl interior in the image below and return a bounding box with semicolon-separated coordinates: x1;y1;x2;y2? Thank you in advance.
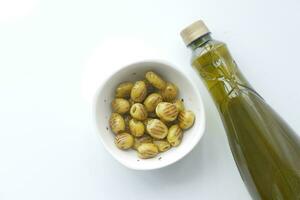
95;61;205;170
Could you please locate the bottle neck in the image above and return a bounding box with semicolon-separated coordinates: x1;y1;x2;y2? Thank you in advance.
188;33;212;50
188;33;254;107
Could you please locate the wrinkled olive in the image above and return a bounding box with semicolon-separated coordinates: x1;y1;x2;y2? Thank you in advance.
109;113;125;134
131;81;147;102
178;110;195;129
115;82;133;98
129;119;145;137
167;124;183;147
111;98;130;114
115;133;134;150
153;140;171;152
145;71;167;90
133;134;153;150
143;93;163;112
173;99;185;113
137;143;159;159
146;119;168;139
156;102;178;122
130;103;148;120
161;82;178;101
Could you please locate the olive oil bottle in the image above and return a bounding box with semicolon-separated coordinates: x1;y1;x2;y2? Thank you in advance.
181;20;300;200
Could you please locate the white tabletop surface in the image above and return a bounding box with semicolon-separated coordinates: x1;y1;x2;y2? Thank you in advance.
1;0;300;199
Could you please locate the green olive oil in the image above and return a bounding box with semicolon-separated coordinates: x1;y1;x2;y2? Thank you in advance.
181;21;300;200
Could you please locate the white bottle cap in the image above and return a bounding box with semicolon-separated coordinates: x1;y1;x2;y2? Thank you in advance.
180;20;210;46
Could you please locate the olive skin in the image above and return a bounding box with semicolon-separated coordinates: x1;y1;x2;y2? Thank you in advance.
115;82;133;98
133;135;153;150
161;82;178;102
129;119;145;137
156;102;178;122
130;103;148;121
173;99;185;113
178;110;195;129
131;81;147;102
145;71;167;90
153;140;171;152
137;143;159;159
115;133;134;149
146;119;168;139
167;124;183;147
109;113;125;134
111;98;130;114
144;93;163;112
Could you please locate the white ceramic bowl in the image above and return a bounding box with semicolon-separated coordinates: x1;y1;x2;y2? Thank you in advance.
94;60;205;170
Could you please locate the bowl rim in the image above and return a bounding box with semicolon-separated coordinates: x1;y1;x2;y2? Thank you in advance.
93;59;206;170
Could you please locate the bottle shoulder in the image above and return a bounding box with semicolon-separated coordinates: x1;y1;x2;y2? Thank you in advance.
191;39;226;62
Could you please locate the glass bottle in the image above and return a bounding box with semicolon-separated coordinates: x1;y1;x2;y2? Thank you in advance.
180;20;300;200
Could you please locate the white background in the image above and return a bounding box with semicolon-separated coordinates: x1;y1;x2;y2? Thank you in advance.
0;0;300;199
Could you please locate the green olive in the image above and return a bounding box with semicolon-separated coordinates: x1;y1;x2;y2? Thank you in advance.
133;135;153;150
111;98;130;114
115;82;133;98
156;102;178;122
109;113;125;134
173;99;185;113
115;133;134;150
130;103;148;120
178;110;195;129
146;119;168;139
145;71;167;90
143;93;163;112
129;119;145;137
131;81;147;102
161;82;178;101
137;143;159;159
153;140;171;152
167;124;183;147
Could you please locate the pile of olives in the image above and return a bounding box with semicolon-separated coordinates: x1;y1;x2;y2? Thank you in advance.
109;71;195;159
